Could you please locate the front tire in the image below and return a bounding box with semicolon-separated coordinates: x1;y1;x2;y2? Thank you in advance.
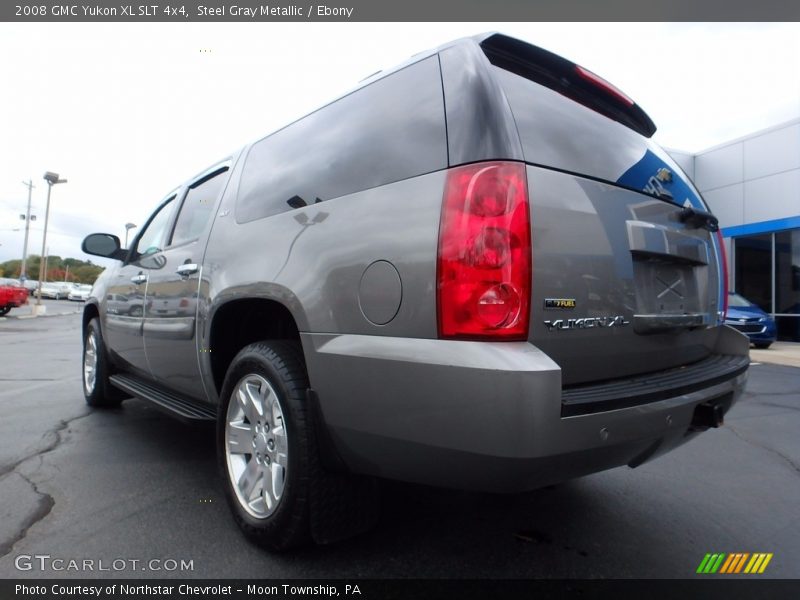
0;306;11;316
218;341;313;550
83;318;125;407
754;342;772;349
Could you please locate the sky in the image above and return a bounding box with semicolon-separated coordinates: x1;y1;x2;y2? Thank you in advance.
1;22;799;265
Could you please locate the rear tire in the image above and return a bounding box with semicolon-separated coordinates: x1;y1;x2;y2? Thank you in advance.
218;341;314;550
217;340;379;550
83;318;126;407
0;306;10;316
754;342;772;349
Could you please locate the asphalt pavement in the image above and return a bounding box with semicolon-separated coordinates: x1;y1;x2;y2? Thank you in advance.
0;313;798;579
0;297;82;320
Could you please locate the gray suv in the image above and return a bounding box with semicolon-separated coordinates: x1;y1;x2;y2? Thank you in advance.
81;33;749;550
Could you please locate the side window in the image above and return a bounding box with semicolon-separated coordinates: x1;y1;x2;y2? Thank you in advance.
170;168;228;246
135;196;176;256
236;55;447;223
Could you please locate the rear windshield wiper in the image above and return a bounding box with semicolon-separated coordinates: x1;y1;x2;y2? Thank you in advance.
679;206;719;232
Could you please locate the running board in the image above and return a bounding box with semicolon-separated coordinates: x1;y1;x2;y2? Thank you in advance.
109;374;216;421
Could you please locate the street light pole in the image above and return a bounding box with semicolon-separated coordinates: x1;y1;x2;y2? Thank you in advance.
124;222;137;247
20;179;35;280
35;172;67;311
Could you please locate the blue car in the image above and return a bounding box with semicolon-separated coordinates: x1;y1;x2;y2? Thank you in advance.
725;292;777;349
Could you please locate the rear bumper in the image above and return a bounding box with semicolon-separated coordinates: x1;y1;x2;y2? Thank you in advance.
302;325;749;492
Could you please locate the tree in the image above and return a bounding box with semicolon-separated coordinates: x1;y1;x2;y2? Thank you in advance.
0;255;104;284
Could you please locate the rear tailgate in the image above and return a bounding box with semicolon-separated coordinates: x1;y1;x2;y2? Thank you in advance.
481;34;728;386
527;165;722;385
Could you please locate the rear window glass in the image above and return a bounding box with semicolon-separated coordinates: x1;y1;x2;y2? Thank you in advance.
492;66;706;209
236;55;447;223
729;293;753;308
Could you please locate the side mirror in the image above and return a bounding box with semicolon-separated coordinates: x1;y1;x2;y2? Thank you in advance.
82;233;127;261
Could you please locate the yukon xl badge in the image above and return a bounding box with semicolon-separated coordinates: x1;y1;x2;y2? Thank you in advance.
544;298;576;310
543;316;630;331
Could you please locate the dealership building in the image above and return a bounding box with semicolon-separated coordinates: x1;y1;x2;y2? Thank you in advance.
668;118;800;342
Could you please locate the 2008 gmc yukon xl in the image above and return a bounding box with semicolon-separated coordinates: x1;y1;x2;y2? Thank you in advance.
81;33;750;550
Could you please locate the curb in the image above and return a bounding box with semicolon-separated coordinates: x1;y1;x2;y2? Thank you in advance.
0;310;81;321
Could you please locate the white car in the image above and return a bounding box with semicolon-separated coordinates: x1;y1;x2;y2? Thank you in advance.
68;284;92;302
39;282;65;299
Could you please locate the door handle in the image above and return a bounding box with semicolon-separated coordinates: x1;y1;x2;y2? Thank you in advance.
130;273;147;285
176;263;199;277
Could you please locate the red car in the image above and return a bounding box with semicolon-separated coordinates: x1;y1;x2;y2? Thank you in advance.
0;280;29;316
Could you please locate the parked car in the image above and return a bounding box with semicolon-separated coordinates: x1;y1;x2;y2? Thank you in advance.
105;293;146;317
68;284;93;302
0;280;28;315
144;289;198;317
21;279;40;296
80;33;749;550
38;282;66;299
725;292;777;349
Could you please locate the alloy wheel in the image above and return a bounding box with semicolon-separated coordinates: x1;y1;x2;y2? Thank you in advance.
224;374;288;518
83;331;98;395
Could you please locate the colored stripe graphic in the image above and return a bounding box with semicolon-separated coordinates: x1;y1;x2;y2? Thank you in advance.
759;554;773;573
697;554;712;574
734;553;750;573
745;554;762;573
702;554;721;574
697;552;772;574
720;554;736;574
713;554;726;573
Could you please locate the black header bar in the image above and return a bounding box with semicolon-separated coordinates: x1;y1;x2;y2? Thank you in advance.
3;0;800;22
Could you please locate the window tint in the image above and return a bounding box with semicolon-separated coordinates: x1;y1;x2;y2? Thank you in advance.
136;197;176;256
728;293;752;308
236;55;446;223
171;168;228;246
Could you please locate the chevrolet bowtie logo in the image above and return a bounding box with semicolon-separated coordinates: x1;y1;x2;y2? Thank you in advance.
655;167;673;183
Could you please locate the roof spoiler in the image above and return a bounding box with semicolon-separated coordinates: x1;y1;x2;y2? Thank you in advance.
480;33;657;138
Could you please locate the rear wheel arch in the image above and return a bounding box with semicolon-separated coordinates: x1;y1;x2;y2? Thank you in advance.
209;298;304;396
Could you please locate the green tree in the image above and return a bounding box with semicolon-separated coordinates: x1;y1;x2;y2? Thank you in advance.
0;255;104;284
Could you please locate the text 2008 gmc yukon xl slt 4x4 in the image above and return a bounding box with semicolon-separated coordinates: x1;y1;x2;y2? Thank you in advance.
81;33;749;550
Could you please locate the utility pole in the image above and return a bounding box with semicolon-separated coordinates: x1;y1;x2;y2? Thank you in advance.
20;179;35;280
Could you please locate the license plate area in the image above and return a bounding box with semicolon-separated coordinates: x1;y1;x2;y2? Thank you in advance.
627;220;710;334
634;258;700;314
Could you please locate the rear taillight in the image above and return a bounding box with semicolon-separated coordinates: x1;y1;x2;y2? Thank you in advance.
715;229;728;321
179;298;189;308
437;162;531;340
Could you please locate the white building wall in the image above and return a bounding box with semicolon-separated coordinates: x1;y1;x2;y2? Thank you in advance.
743;122;800;181
702;184;744;229
743;170;800;223
666;149;695;181
695;144;743;192
682;119;800;229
